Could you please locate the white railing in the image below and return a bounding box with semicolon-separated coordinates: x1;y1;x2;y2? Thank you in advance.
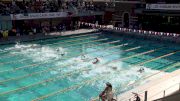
80;22;180;38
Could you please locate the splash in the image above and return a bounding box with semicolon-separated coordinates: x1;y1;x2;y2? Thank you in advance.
6;43;40;53
9;43;68;63
56;47;67;56
71;60;167;92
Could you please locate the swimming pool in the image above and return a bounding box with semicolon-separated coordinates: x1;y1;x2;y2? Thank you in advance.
0;32;179;101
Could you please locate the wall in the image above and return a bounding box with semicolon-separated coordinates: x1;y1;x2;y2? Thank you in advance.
113;2;139;27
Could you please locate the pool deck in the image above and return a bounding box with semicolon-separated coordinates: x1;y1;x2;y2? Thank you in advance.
0;29;98;45
117;69;180;101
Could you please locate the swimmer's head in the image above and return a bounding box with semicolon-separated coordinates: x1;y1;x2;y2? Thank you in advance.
112;67;117;70
106;82;112;88
56;49;59;51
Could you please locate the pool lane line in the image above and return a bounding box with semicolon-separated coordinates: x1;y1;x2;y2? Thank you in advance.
0;32;101;49
0;35;99;55
126;51;179;70
0;33;102;54
134;50;180;66
0;46;166;96
0;40;122;73
32;49;178;101
46;35;105;47
45;35;100;46
0;36;99;59
32;74;106;101
0;32;101;50
34;32;102;44
0;46;141;84
0;40;125;73
102;47;166;66
53;38;139;60
0;32;102;52
0;35;156;64
0;41;127;75
0;67;93;96
0;37;109;65
0;39;121;68
0;36;108;60
0;37;166;72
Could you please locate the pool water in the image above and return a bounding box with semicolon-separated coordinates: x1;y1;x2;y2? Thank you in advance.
0;32;179;101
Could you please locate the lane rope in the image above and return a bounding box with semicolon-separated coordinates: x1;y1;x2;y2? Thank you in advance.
0;46;142;84
0;33;101;54
0;40;125;73
0;46;166;96
0;36;99;58
92;51;180;101
32;51;180;101
0;37;108;62
0;38;108;65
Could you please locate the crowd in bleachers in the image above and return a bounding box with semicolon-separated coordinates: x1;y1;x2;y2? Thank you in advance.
0;21;84;40
0;0;102;39
0;0;100;15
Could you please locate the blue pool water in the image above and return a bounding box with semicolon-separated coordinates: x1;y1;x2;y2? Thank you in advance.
0;32;179;101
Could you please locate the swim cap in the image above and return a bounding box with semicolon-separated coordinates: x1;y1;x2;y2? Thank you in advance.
106;82;112;87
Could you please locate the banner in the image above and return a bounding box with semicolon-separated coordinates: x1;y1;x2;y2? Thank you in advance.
10;12;68;20
146;4;180;10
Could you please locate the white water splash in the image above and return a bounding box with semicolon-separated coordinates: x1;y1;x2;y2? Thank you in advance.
9;43;68;63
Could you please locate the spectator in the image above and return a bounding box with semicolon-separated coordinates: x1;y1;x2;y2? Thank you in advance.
2;30;9;40
0;0;96;15
132;92;141;101
99;82;117;101
0;29;3;39
33;28;36;35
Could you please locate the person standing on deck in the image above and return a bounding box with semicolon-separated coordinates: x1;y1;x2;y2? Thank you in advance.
132;92;141;101
99;82;117;101
0;29;3;39
2;30;8;40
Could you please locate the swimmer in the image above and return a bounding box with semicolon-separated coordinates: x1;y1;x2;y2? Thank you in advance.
92;58;99;64
30;45;35;49
137;68;144;73
60;53;65;56
81;55;86;60
56;48;60;52
111;66;117;70
81;55;89;61
56;48;66;56
108;66;117;70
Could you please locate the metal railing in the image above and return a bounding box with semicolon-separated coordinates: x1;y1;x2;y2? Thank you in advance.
149;82;180;101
